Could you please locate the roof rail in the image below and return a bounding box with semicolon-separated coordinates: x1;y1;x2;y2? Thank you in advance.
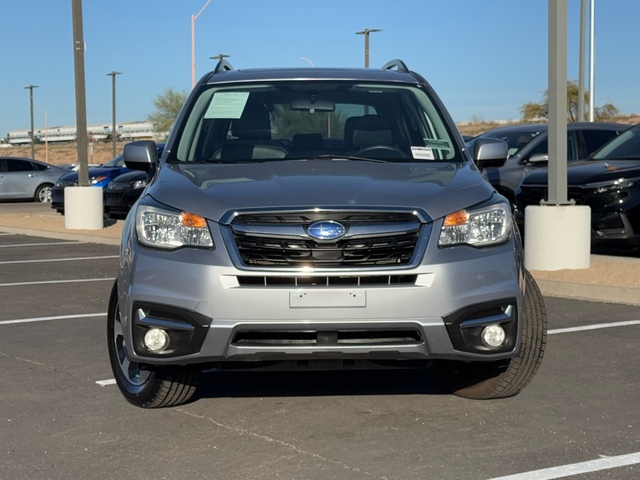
213;60;234;74
381;59;409;73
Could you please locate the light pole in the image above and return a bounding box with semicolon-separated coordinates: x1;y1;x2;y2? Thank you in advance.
588;0;595;122
24;84;38;159
71;0;89;187
300;57;315;67
191;0;212;87
210;53;229;63
106;71;122;158
355;28;382;68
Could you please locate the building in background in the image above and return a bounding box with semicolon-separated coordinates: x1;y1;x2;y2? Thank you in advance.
5;121;162;145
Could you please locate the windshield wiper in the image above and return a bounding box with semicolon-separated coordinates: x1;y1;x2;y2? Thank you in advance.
309;154;389;163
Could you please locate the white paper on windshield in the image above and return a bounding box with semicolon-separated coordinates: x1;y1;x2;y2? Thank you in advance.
424;139;451;150
205;92;250;119
411;146;435;160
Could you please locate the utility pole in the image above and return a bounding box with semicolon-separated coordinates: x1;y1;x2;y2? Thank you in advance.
355;28;382;68
588;0;596;121
106;71;122;158
71;0;89;187
24;85;38;159
210;53;229;63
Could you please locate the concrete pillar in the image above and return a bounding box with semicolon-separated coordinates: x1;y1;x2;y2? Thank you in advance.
524;205;591;271
64;186;103;230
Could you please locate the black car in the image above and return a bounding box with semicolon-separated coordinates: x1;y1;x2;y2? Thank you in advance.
51;154;131;215
515;123;640;251
103;143;165;219
471;122;628;203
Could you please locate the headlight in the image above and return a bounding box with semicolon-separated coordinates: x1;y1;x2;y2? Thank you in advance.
132;179;147;189
90;175;108;185
439;203;511;247
583;177;637;193
136;205;214;249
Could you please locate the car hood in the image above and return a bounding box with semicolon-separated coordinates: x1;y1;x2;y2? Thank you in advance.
147;160;495;223
111;170;147;183
59;166;128;182
522;160;640;186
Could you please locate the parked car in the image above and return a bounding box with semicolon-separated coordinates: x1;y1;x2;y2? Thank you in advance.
515;123;640;251
60;162;101;171
51;153;131;215
0;156;68;203
107;58;547;408
469;122;628;203
103;143;165;220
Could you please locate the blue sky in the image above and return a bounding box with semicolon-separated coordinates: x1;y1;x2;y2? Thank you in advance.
2;0;639;137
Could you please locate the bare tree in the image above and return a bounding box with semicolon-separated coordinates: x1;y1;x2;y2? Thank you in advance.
519;81;618;122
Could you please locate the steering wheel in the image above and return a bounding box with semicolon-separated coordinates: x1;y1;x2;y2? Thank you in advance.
354;145;409;160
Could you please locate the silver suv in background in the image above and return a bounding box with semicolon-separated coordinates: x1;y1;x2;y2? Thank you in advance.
108;59;547;408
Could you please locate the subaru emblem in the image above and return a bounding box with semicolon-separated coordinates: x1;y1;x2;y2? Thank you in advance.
307;221;347;240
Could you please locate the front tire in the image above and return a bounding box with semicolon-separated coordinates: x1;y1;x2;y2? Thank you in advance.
35;184;53;203
107;282;200;408
434;269;547;399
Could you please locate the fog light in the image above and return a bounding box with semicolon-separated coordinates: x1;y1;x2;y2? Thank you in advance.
481;325;506;347
144;328;170;352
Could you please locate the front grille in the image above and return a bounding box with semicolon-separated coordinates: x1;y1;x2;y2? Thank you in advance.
105;191;126;200
237;275;418;287
227;210;426;269
519;186;588;207
232;329;423;346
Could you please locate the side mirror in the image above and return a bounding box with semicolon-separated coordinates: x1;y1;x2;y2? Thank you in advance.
528;153;549;164
472;137;508;171
123;140;158;173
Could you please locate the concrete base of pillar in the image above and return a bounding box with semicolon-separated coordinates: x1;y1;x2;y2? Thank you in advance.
524;205;591;271
64;186;103;230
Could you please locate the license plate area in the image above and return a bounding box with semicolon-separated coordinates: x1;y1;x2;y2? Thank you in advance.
289;289;366;308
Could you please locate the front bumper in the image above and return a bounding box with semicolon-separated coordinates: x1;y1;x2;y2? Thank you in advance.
104;189;143;219
117;220;524;367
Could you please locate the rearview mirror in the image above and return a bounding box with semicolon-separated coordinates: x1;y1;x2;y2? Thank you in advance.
290;99;335;112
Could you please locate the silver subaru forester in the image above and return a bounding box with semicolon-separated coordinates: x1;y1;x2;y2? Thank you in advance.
108;59;546;408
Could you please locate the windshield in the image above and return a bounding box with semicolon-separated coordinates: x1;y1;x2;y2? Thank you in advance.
481;128;544;157
103;154;124;167
170;80;461;163
592;124;640;160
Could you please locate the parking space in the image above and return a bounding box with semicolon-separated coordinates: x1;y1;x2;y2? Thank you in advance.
0;231;639;479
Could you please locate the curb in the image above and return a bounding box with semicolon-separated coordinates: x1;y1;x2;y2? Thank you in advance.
534;280;640;306
0;226;121;246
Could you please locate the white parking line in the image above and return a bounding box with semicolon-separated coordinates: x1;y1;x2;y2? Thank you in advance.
0;277;114;287
0;313;105;325
489;451;640;480
0;255;118;265
96;379;117;387
0;241;86;248
549;319;640;334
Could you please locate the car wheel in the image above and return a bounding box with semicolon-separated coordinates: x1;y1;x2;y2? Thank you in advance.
107;282;200;408
434;269;547;399
35;184;53;203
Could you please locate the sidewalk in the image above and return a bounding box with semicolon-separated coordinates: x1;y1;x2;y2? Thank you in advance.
1;210;639;306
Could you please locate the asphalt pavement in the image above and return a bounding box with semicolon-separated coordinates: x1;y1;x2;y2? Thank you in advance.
1;202;639;306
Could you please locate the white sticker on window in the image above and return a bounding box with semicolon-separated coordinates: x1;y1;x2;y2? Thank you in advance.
411;146;435;160
424;139;451;150
205;92;250;119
